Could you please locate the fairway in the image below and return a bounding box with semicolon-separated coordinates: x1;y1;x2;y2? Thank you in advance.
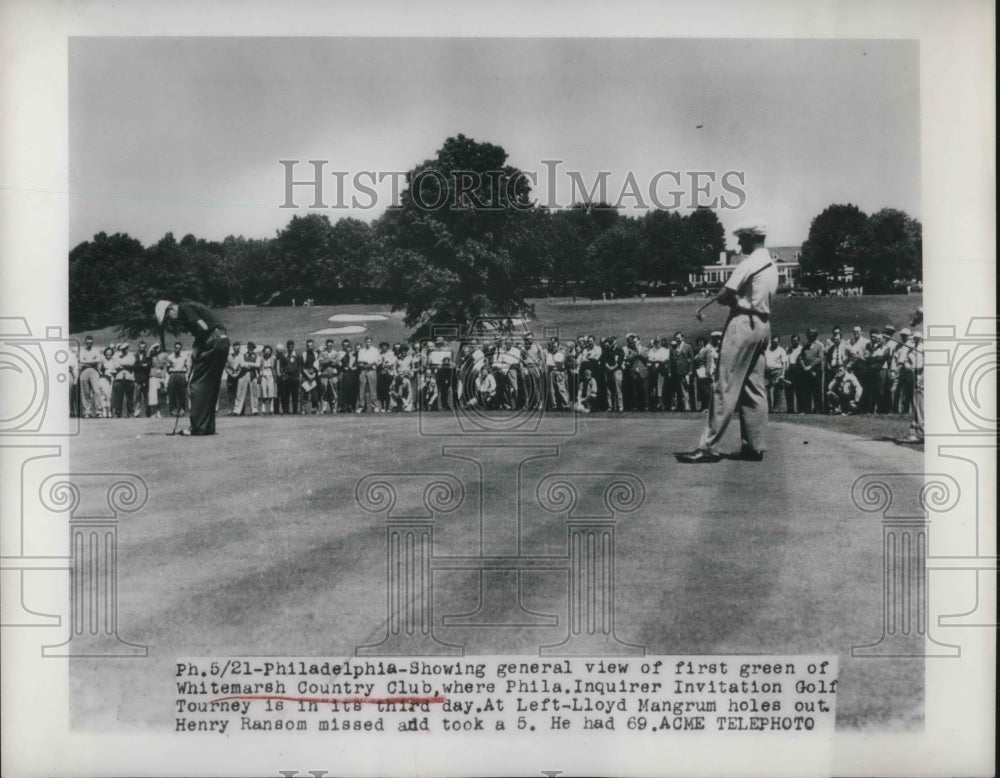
69;411;922;732
74;294;923;348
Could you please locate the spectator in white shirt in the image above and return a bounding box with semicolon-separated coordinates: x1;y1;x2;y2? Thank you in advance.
77;335;103;418
111;342;136;418
469;364;496;409
546;338;570;410
646;337;670;411
763;336;788;412
826;365;863;414
575;367;599;413
165;342;190;417
844;325;869;368
356;337;381;413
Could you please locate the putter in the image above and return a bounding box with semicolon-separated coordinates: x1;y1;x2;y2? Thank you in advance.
166;404;182;436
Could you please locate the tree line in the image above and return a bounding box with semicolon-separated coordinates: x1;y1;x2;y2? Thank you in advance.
799;203;922;290
70;134;921;335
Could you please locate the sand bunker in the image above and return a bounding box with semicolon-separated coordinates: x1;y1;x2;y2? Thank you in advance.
328;313;389;322
310;326;368;336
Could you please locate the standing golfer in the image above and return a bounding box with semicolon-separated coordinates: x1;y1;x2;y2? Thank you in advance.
155;300;229;436
678;220;778;463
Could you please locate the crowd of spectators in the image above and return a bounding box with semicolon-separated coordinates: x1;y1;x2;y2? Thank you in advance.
763;324;922;416
67;322;921;420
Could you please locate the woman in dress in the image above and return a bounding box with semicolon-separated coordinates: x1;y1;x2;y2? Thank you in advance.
146;344;164;418
258;345;277;415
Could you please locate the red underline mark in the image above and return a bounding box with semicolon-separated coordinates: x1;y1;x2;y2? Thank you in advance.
210;695;446;706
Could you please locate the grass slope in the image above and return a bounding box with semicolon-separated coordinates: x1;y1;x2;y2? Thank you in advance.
74;295;923;350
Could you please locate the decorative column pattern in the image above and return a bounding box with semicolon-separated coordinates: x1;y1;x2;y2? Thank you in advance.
934;445;999;627
40;474;148;657
0;444;63;626
851;473;960;658
439;446;560;628
536;473;646;656
355;473;464;656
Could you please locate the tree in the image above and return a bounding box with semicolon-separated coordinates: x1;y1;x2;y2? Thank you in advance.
586;218;649;296
374;134;544;329
540;209;591;294
685;207;727;273
221;235;274;305
641;207;725;285
69;231;146;332
271;214;337;302
861;208;921;290
800;204;869;276
326;217;375;299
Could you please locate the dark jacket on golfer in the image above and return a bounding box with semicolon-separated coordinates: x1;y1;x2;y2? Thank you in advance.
173;302;229;435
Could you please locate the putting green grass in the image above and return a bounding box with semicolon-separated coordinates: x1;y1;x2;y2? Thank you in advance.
74;294;922;350
69;411;922;732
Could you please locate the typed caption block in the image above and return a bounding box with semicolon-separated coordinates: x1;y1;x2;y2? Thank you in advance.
174;656;837;736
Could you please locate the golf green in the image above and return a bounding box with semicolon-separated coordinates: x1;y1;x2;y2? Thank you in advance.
69;411;922;732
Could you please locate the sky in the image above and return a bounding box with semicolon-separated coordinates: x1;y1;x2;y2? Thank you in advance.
69;37;919;249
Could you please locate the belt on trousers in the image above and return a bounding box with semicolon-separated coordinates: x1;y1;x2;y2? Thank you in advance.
728;309;769;330
732;308;769;322
169;371;186;374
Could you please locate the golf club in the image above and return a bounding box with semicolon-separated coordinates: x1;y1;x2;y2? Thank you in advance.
694;298;717;321
167;403;183;435
143;403;183;436
695;261;775;321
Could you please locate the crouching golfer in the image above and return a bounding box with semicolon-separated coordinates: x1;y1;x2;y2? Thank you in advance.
155;299;230;436
678;220;778;463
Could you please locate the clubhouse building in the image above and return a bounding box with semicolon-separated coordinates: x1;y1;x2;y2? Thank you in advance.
688;246;802;289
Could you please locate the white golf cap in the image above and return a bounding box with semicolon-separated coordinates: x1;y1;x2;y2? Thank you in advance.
710;330;723;338
900;327;912;336
732;219;767;236
154;300;172;326
912;328;924;339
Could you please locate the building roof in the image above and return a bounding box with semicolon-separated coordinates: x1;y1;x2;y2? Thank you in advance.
768;246;802;263
715;245;801;269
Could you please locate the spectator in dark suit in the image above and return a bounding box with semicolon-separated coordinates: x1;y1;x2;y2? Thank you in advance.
277;339;300;415
668;332;694;411
797;328;826;413
623;333;648;411
600;335;625;412
784;334;802;413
